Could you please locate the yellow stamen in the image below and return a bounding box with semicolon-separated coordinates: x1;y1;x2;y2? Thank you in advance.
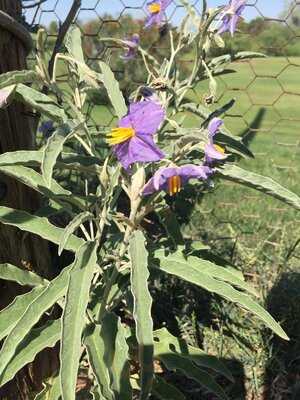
214;144;225;154
148;3;161;13
168;175;182;196
107;127;135;145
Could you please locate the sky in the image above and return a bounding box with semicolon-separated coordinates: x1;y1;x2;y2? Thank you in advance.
24;0;288;27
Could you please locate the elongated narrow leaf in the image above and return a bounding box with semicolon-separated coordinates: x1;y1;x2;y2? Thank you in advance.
42;122;79;187
0;319;60;386
99;61;127;119
157;352;228;400
35;375;61;400
110;315;132;398
60;241;98;400
0;206;83;252
0;165;73;209
15;84;67;122
86;314;132;400
0;70;38;89
58;211;93;256
154;253;289;340
0;149;41;167
152;376;186;400
218;164;300;211
153;328;233;381
0;266;70;377
156;250;257;297
0;286;45;341
85;324;115;400
65;26;85;65
0;263;47;286
129;231;154;400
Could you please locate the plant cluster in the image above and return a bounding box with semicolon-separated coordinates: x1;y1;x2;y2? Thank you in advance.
0;1;299;399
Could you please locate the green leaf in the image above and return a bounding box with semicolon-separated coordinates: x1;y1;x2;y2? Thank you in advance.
0;149;101;175
0;266;70;377
65;26;85;65
60;241;98;400
58;211;93;256
152;376;186;400
233;51;266;60
0;165;71;198
154;252;289;340
157;352;228;400
42;122;79;188
0;150;42;167
0;263;47;286
85;324;115;400
99;61;127;119
0;206;84;252
0;286;45;341
15;84;67;122
34;375;61;400
153;328;233;382
217;164;300;211
129;231;154;400
185;253;258;297
86;315;132;400
65;26;100;88
0;319;60;386
0;70;38;89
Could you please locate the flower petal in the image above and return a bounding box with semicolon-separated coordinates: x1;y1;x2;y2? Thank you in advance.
128;100;165;135
113;134;164;170
208;117;223;137
179;164;213;180
205;143;227;161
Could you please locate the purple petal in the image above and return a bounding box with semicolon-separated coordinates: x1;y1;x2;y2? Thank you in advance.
113;133;164;170
205;143;227;162
161;0;172;10
230;14;239;36
145;12;163;28
178;164;213;180
208;118;223;138
127;100;165;135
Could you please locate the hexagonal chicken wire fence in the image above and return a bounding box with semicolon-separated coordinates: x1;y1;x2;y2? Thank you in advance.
22;0;300;264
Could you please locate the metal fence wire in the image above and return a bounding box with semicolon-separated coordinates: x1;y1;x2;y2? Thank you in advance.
22;0;300;269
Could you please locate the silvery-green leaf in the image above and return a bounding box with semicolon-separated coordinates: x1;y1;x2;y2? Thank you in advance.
99;61;127;119
15;84;67;122
217;164;300;211
60;241;98;400
153;252;289;340
0;266;71;377
34;375;61;400
0;206;83;251
0;70;38;89
129;231;154;400
0;263;47;287
0;319;60;386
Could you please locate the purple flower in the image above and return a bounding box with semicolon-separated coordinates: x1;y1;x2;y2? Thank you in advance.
121;34;140;60
107;100;165;170
145;0;172;28
204;118;227;164
218;0;246;36
39;120;55;138
142;164;213;196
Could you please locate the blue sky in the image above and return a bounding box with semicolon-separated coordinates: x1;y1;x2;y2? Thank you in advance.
24;0;287;26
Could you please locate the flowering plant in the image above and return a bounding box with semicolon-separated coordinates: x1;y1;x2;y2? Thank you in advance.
0;1;299;399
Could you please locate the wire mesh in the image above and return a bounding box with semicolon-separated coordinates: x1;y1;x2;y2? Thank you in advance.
22;0;300;265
